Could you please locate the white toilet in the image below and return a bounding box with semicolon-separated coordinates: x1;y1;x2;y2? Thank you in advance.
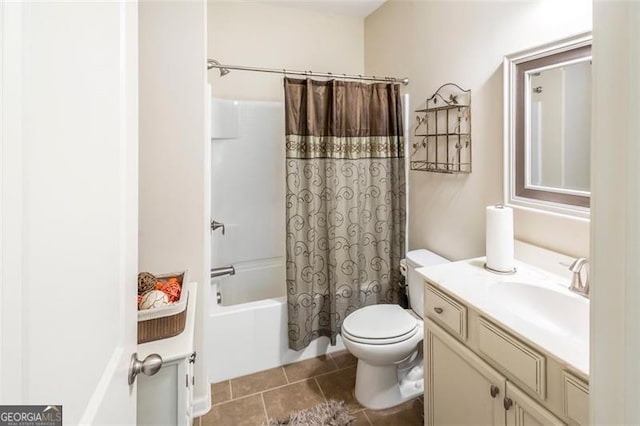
341;249;449;410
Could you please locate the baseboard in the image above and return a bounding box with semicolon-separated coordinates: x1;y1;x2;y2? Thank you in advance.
192;392;212;419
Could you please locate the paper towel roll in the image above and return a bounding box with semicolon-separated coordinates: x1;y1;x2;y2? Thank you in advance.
485;205;514;272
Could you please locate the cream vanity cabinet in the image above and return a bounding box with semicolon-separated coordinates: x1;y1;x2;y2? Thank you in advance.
138;282;198;426
426;323;505;425
424;282;589;426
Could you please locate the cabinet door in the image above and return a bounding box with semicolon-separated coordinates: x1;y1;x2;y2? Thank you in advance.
426;321;505;426
505;382;565;426
138;358;190;426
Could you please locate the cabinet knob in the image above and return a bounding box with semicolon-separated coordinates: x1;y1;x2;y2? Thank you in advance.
490;385;499;398
434;307;444;314
128;352;163;385
503;397;513;410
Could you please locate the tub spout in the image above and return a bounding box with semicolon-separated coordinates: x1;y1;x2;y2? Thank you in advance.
211;265;235;278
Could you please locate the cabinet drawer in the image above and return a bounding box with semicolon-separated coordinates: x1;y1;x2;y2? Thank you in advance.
563;371;589;425
425;284;467;340
478;317;546;399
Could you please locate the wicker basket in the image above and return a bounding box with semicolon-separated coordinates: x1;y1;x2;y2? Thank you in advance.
138;270;189;344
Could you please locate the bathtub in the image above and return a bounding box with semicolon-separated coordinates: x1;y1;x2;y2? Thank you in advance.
206;281;345;383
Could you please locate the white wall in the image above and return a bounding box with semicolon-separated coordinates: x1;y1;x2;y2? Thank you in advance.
208;1;364;101
591;2;640;423
365;0;592;259
139;0;211;414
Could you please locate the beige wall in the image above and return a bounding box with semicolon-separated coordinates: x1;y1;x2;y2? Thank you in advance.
365;1;591;260
208;1;364;101
139;0;210;413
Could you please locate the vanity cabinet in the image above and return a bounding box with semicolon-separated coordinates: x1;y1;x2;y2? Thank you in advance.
426;321;563;426
137;282;198;426
138;353;196;426
424;280;587;426
426;322;504;425
505;382;563;426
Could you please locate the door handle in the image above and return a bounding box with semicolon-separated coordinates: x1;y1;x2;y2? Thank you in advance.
128;352;163;385
211;220;225;235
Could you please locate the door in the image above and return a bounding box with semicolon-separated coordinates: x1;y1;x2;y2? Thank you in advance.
425;321;505;426
0;1;138;424
505;382;565;426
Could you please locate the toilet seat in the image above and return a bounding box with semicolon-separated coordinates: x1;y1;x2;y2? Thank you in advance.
342;304;419;345
342;327;419;345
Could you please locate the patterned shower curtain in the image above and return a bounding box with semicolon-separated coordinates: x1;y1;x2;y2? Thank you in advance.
284;77;406;351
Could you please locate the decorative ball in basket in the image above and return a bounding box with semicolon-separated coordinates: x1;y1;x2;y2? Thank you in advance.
137;270;189;344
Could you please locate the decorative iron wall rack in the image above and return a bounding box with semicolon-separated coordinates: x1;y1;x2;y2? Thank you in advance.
411;83;472;174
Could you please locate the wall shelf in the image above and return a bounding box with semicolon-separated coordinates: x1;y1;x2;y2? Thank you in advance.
411;83;472;174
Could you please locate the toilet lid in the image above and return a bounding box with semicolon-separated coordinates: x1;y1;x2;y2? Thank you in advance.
342;304;418;341
406;249;449;268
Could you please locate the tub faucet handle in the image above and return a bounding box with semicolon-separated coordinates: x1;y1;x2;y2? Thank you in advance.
211;219;225;235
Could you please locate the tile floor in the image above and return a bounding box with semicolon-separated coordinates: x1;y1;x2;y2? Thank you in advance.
195;350;423;426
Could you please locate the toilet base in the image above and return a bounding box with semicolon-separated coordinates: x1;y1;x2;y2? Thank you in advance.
354;357;424;410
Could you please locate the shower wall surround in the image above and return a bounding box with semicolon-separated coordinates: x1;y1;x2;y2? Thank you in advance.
211;99;286;305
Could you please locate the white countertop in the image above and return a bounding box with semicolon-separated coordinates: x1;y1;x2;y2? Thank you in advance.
139;281;197;362
417;258;589;376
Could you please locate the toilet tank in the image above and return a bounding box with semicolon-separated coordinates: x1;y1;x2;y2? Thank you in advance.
406;249;450;318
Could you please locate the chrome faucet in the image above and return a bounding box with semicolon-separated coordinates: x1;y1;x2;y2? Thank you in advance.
568;257;589;297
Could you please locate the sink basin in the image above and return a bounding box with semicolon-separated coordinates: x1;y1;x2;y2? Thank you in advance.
488;281;589;345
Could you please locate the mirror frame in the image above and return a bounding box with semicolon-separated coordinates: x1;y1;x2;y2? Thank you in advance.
503;32;592;218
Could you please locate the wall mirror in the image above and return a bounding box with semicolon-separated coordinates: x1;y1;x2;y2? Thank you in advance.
504;32;592;217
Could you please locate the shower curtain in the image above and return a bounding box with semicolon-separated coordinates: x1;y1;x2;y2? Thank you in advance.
284;77;406;351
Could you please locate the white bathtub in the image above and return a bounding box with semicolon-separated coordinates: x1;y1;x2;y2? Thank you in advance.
206;281;345;383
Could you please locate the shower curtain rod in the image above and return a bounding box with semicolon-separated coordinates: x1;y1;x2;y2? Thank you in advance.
207;59;409;86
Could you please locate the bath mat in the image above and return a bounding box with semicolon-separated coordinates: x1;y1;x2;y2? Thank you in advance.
263;400;354;426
